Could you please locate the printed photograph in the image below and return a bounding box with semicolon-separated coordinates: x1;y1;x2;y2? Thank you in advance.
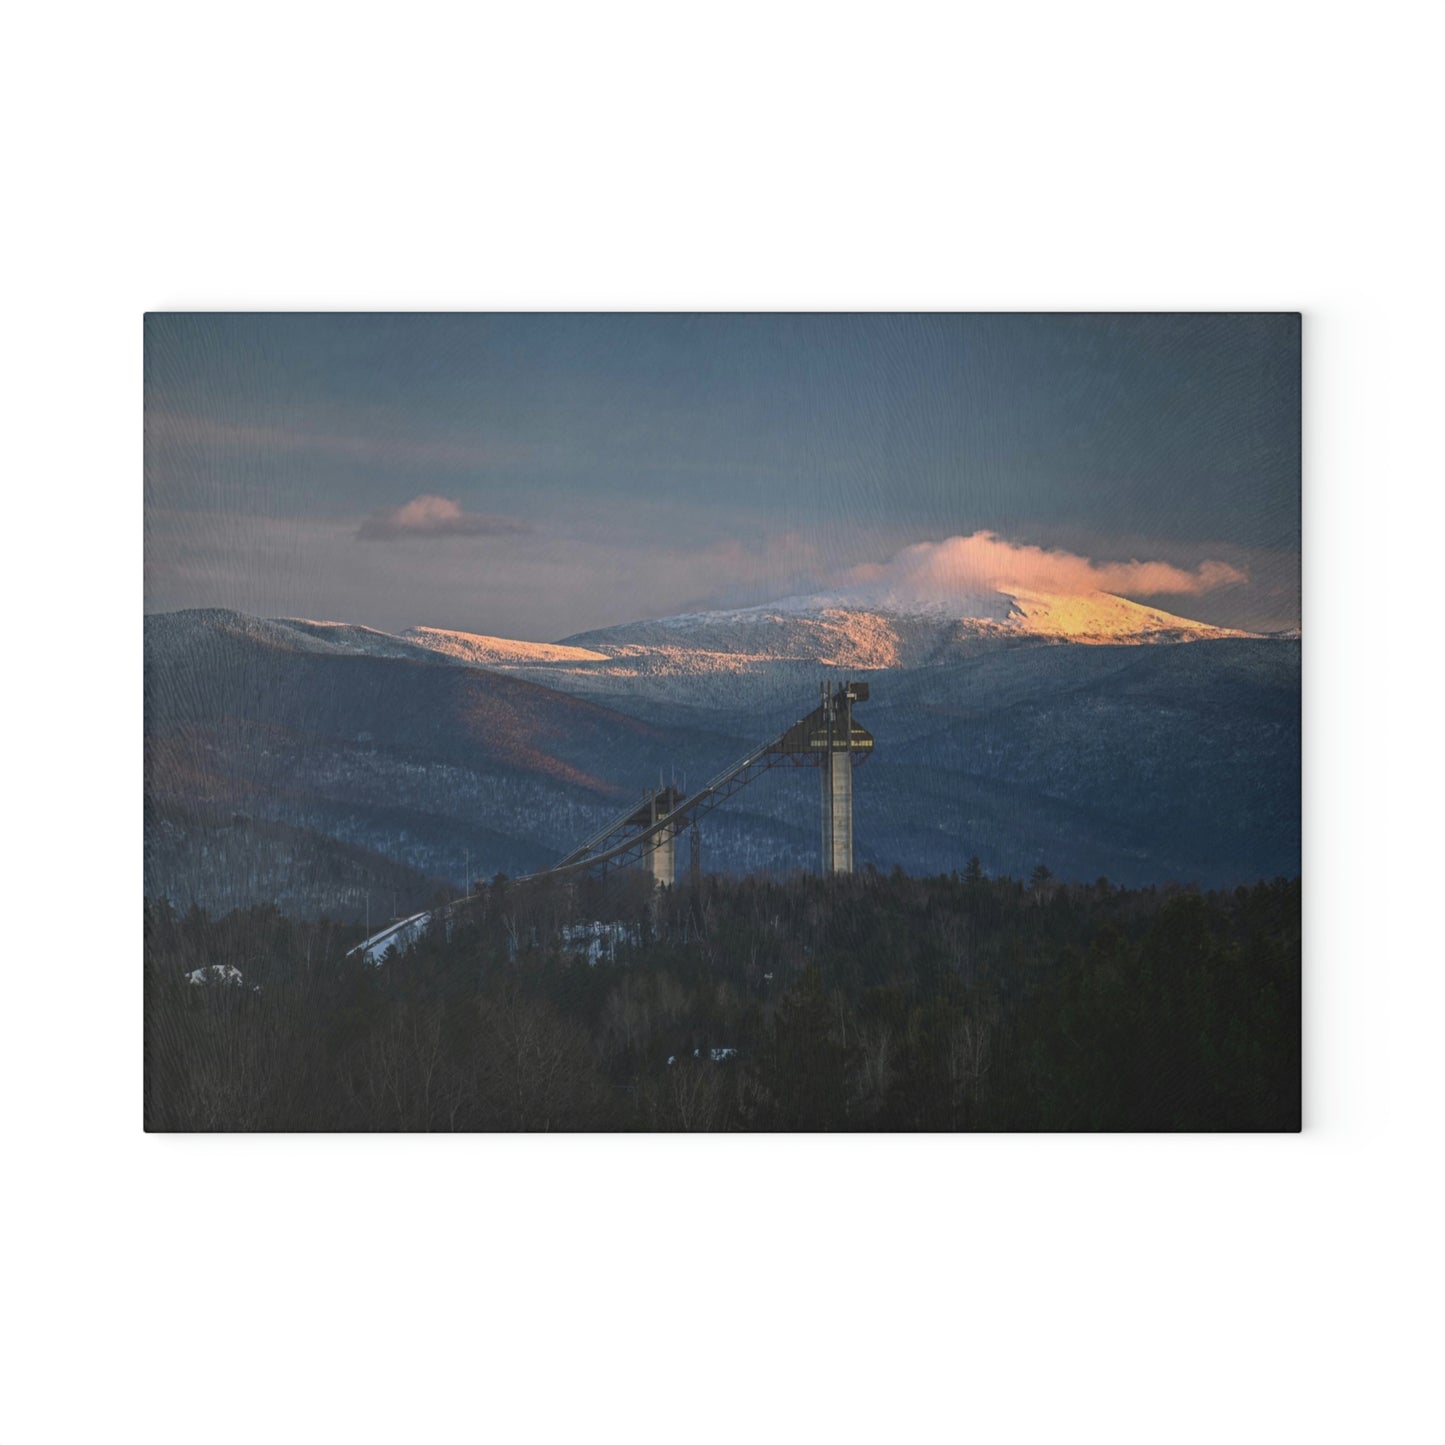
144;312;1301;1131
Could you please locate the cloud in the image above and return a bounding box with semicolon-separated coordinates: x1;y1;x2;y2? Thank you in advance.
840;531;1248;602
356;495;533;542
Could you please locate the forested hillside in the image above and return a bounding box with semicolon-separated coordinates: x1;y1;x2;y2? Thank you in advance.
145;868;1300;1132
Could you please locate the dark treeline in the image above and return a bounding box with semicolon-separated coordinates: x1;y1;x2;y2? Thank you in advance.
144;864;1300;1132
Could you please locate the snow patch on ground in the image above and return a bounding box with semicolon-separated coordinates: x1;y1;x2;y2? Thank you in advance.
185;964;258;991
560;920;637;965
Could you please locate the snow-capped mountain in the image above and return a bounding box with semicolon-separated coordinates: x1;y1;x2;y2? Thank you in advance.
367;588;1261;709
402;627;609;667
221;587;1261;704
144;608;463;666
564;586;1256;655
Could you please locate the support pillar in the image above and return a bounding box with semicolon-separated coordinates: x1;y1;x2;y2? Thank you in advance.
821;752;853;874
818;681;857;876
649;821;675;886
646;789;675;887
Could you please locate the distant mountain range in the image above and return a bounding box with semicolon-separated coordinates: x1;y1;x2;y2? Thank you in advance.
144;590;1300;917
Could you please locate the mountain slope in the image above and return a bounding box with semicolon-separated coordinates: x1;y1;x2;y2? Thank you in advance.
402;627;610;667
144;599;1299;912
456;589;1261;709
144;609;673;916
563;587;1255;655
250;588;1261;710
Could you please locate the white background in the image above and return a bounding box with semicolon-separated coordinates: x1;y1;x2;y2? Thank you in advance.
2;2;1441;1442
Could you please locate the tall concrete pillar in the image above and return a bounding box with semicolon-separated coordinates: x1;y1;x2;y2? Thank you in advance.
818;682;858;876
821;752;853;874
644;790;676;887
649;820;675;887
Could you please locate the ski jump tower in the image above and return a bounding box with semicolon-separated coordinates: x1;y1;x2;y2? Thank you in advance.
530;679;874;885
346;681;876;963
818;679;864;873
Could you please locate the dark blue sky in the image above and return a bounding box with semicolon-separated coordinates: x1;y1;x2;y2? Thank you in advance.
144;313;1300;637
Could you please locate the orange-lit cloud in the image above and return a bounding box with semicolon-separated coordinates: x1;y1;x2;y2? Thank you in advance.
841;532;1248;600
357;495;532;541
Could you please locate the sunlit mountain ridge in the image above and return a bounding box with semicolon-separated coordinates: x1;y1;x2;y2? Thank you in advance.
562;586;1256;654
370;588;1267;708
402;628;611;666
239;585;1262;681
